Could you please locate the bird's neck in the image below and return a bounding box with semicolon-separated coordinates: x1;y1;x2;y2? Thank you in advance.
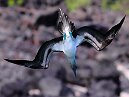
63;32;73;41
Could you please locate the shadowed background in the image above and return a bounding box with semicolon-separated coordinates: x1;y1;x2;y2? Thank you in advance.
0;0;129;97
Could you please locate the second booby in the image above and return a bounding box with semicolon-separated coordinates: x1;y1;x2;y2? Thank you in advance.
5;9;125;76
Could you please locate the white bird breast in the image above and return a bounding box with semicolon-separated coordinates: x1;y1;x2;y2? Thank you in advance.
63;37;76;57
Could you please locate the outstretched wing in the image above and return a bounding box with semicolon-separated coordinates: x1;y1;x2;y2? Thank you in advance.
75;16;125;51
5;36;63;69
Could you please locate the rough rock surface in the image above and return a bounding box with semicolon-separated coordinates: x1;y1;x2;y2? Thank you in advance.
0;0;129;97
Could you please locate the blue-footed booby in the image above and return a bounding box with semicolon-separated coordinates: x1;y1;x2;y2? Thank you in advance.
5;9;125;77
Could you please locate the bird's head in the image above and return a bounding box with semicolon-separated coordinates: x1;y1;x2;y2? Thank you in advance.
57;8;75;40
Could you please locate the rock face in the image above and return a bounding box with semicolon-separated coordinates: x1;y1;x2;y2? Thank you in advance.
93;60;119;78
39;77;62;96
1;80;28;97
34;10;59;29
0;0;129;97
88;80;117;97
45;0;63;6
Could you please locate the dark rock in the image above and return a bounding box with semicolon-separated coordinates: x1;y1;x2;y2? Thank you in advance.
91;59;121;96
34;10;59;29
0;80;28;97
120;75;129;92
56;66;67;81
0;2;129;97
60;84;74;97
46;0;63;6
0;0;8;7
38;26;55;41
93;59;119;78
88;80;117;97
69;9;88;21
39;77;62;96
77;67;92;79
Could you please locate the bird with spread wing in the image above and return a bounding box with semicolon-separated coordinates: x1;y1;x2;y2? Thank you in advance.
5;9;125;76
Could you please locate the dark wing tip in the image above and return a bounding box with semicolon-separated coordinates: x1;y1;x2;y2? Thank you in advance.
113;15;125;31
101;15;126;50
4;59;8;61
4;58;30;67
119;15;126;25
106;15;126;37
4;58;45;69
123;15;126;19
116;15;126;30
4;59;13;63
4;59;25;65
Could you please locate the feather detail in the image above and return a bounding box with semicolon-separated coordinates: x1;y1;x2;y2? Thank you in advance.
57;8;75;34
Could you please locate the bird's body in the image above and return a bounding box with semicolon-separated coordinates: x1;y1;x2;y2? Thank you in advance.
63;37;76;59
5;9;125;77
63;32;77;75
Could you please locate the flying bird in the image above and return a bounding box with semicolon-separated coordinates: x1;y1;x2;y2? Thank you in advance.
5;9;125;76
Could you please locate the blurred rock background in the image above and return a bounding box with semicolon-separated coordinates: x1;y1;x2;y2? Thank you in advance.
0;0;129;97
